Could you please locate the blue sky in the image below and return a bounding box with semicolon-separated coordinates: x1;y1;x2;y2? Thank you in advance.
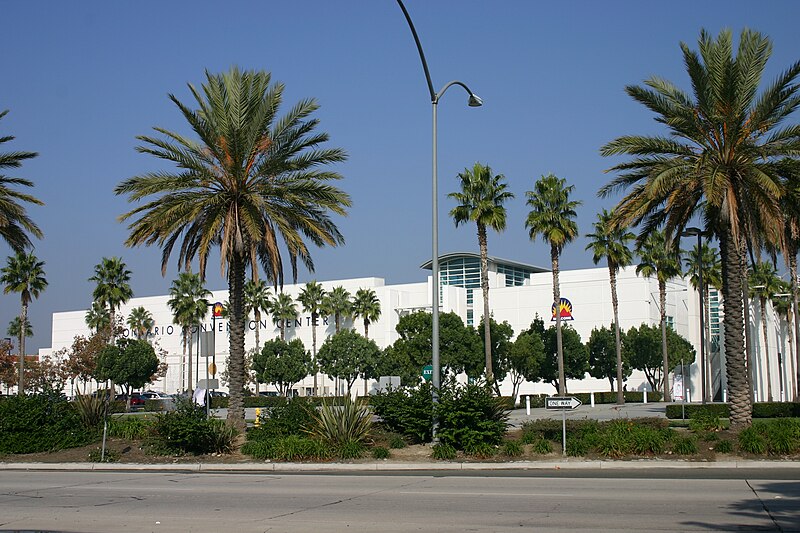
2;1;799;352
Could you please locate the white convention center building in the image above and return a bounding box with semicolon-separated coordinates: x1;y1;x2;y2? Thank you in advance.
42;252;794;402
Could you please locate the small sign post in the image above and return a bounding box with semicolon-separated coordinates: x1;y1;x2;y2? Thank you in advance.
545;396;582;456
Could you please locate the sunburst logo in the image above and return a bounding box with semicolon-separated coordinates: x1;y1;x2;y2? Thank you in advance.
551;298;574;321
212;302;224;318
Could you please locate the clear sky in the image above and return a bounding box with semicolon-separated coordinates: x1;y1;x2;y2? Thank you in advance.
2;1;799;353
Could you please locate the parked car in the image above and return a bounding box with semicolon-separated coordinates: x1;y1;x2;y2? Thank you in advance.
139;391;172;401
208;391;228;398
116;393;145;408
259;391;279;397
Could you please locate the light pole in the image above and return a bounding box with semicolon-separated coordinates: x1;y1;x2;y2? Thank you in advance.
682;227;708;403
396;0;482;436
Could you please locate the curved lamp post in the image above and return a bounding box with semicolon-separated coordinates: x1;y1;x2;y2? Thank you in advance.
396;0;482;435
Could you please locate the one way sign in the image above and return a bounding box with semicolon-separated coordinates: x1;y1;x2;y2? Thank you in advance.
545;396;582;410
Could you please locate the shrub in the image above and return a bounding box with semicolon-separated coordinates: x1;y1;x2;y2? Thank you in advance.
566;437;589;457
88;447;121;463
207;418;238;454
738;427;767;455
389;435;407;449
307;396;372;447
755;419;800;455
251;397;315;440
570;391;663;405
148;397;238;455
714;439;733;453
432;443;457;460
372;446;390;459
502;439;523;457
688;409;724;432
531;438;553;455
370;384;434;443
241;440;273;460
665;402;800;419
269;435;332;461
73;394;110;428
630;427;670;455
107;415;152;440
672;435;698;455
0;394;97;454
465;442;495;459
338;440;364;460
666;403;729;419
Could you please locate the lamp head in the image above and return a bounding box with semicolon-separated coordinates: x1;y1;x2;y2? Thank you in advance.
468;94;483;107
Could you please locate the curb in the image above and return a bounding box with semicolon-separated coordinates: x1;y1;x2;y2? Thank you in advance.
2;459;798;473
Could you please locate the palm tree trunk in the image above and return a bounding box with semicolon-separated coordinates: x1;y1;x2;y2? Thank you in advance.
791;254;800;401
254;310;260;395
551;245;565;395
760;297;773;401
478;224;493;384
740;237;755;405
659;279;670;402
364;319;370;397
226;252;247;432
312;311;318;396
609;263;624;405
188;328;193;394
17;302;27;395
704;290;713;401
720;231;752;428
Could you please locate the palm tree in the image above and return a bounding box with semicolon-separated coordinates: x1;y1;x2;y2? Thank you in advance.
749;261;782;401
270;292;298;341
85;301;110;334
323;286;352;334
115;68;350;430
585;209;634;404
89;257;133;337
298;280;326;396
352;287;382;395
127;306;154;340
167;272;211;394
600;29;800;427
684;242;723;402
1;251;47;395
0;110;43;252
244;279;272;351
448;162;514;383
772;285;794;400
7;316;32;341
525;174;581;395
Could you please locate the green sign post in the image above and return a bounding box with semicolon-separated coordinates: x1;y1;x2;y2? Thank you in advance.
422;365;433;381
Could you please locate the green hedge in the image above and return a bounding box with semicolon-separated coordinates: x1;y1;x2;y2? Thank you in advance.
0;394;98;454
571;391;663;405
665;402;800;419
209;395;367;409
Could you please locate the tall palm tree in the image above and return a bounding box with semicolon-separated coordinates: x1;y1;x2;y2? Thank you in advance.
749;261;782;401
1;252;47;395
352;287;382;395
525;174;581;395
323;286;352;334
0;110;43;252
270;292;298;341
7;316;32;342
298;280;326;396
85;301;110;334
779;190;800;400
167;272;211;394
599;30;800;427
127;306;154;340
448;162;514;384
116;68;350;430
89;257;133;337
244;278;272;351
684;242;723;402
585;209;634;404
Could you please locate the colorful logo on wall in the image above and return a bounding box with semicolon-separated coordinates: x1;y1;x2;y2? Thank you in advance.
212;302;224;318
551;298;574;321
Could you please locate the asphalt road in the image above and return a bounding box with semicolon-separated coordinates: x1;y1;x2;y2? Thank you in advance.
1;470;797;532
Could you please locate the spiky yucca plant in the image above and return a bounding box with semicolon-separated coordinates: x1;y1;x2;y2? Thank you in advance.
307;396;372;446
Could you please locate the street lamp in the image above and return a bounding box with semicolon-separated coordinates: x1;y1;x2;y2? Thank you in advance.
396;0;483;436
681;227;709;403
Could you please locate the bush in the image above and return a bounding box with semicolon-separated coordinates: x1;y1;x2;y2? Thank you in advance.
268;435;332;461
630;427;670;455
338;440;364;460
435;381;508;451
0;394;97;454
714;439;734;453
307;396;372;447
148;397;238;455
389;435;407;449
530;438;553;455
241;439;273;460
465;442;495;459
372;446;390;459
73;394;111;428
570;391;663;405
250;397;315;440
566;437;589;457
432;443;457;460
502;439;523;457
671;435;698;455
738;427;767;455
370;384;434;443
665;402;800;419
688;409;724;432
107;415;152;440
754;419;800;455
88;447;120;463
666;403;729;419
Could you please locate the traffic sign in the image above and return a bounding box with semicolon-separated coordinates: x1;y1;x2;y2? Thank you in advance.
422;365;433;381
545;396;582;410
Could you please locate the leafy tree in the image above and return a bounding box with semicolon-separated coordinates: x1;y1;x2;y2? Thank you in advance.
506;329;545;404
588;325;631;391
624;323;696;393
525;174;581;394
749;261;782;401
244;279;272;352
636;230;682;401
352;287;382;395
89;257;132;339
1;251;47;395
477;316;514;395
370;344;421;389
95;338;160;402
586;209;634;404
25;357;67;396
524;317;588;392
167;272;211;394
252;338;310;397
270;292;298;341
449;162;514;383
298;280;326;396
126;306;154;340
323;285;352;334
116;67;351;431
85;301;110;333
391;311;483;379
59;333;104;394
0;109;43;252
317;329;379;393
599;29;800;427
0;339;17;390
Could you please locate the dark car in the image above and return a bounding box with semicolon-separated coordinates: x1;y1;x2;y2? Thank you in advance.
116;393;145;408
